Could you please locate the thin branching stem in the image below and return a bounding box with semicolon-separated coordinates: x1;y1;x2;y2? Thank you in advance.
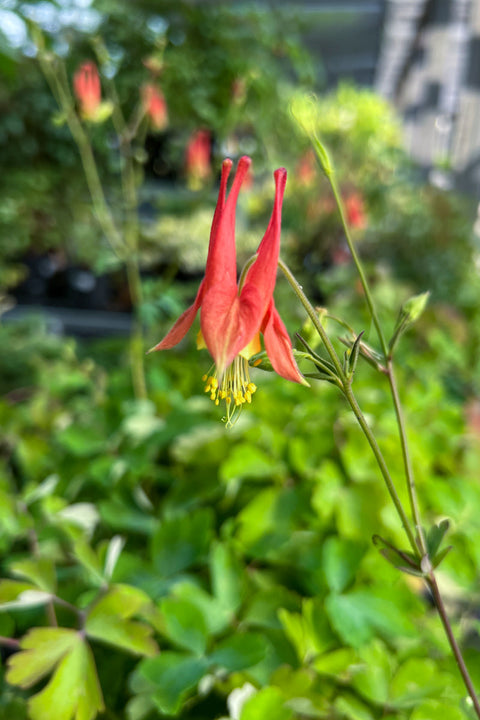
38;53;148;399
278;258;418;554
325;173;480;716
328;172;389;358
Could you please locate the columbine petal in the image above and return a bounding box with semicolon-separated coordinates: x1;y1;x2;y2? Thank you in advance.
148;280;204;352
240;167;287;316
201;156;252;370
261;299;307;385
204;156;251;292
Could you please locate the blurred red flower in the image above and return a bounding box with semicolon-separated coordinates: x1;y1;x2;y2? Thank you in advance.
142;84;168;131
345;192;367;230
185;129;212;189
73;62;101;119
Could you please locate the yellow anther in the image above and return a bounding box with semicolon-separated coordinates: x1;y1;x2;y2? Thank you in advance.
201;353;258;425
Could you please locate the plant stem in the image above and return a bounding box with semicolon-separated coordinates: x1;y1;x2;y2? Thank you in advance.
428;573;480;717
329;173;389;359
326;177;480;715
386;359;428;554
28;528;58;626
279;258;417;554
39;54;148;399
342;382;418;554
126;259;147;400
105;73;148;400
278;259;346;383
39;57;124;255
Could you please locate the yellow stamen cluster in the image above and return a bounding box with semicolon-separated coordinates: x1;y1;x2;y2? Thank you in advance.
202;355;257;426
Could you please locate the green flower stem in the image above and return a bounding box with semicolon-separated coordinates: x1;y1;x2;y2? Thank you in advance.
281;256;480;716
126;259;147;400
28;527;58;627
104;73;147;400
278;259;346;383
278;258;418;554
386;359;428;555
428;572;480;717
322;175;480;714
39;57;124;256
341;382;418;554
328;172;389;359
328;171;427;552
39;54;148;399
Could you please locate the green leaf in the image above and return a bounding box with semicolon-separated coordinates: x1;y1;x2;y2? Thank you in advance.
278;608;312;663
410;700;465;720
0;580;51;611
135;652;208;716
389;291;430;354
28;636;104;720
210;541;245;614
389;658;452;708
85;585;157;657
325;590;415;648
426;519;450;559
71;539;105;586
350;641;392;705
56;425;105;457
322;537;365;593
333;694;375;720
171;580;231;635
278;597;335;663
159;597;208;655
220;444;283;483
372;535;421;576
121;400;165;443
9;557;57;593
7;628;79;688
125;694;155;720
239;687;293;720
313;647;358;680
151;508;214;577
209;632;266;672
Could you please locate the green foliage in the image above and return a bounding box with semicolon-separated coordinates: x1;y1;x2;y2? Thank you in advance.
0;301;479;719
0;0;314;285
7;628;104;720
1;6;480;720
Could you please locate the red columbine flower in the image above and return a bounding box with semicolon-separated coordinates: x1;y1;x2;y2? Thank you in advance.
345;191;367;230
142;84;168;131
150;156;306;424
73;62;101;119
185;129;212;189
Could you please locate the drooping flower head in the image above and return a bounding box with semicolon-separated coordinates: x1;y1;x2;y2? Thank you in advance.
142;84;168;131
74;62;101;119
185;129;212;189
150;156;306;425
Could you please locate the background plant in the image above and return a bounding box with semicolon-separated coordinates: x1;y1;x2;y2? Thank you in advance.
1;3;480;720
